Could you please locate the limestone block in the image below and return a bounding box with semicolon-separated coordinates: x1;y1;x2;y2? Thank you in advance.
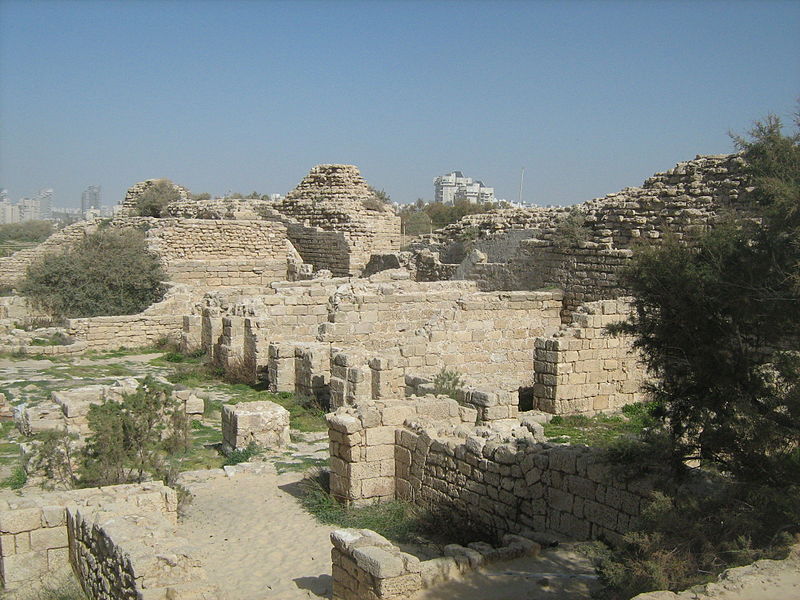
0;508;42;534
221;401;290;451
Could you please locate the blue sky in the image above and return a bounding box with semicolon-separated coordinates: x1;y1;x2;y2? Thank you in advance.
1;0;798;209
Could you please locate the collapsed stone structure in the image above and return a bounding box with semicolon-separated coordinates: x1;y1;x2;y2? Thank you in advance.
0;153;774;599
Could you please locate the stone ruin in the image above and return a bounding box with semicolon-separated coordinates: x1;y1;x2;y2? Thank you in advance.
2;152;792;599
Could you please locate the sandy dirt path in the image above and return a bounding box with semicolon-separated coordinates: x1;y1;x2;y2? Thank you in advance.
176;467;334;600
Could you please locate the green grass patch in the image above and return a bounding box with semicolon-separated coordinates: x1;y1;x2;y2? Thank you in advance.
1;465;27;489
298;470;500;547
84;346;164;360
164;364;328;432
543;402;658;447
167;419;225;472
149;350;205;367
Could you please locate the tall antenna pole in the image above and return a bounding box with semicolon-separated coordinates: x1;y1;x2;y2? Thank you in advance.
518;167;525;205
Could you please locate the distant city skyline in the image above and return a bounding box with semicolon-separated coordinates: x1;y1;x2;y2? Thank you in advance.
1;1;798;210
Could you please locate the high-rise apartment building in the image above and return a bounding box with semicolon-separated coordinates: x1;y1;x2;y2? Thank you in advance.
433;171;495;205
81;185;101;216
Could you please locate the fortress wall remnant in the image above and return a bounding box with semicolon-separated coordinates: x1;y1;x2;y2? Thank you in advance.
272;164;402;275
327;403;653;546
0;482;177;590
330;527;540;600
65;283;198;351
317;282;563;392
0;221;93;289
533;298;647;415
145;218;298;286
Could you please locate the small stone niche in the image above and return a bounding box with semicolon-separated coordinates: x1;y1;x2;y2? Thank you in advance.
222;400;290;453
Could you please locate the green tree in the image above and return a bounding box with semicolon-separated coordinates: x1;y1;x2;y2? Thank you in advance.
20;228;166;319
612;114;800;485
135;180;182;217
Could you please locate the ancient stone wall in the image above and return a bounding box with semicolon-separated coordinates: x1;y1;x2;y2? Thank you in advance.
533;298;647;415
327;397;476;506
405;154;753;318
327;401;652;545
146;218;297;286
66;283;197;351
0;482;176;590
330;527;540;600
0;221;91;288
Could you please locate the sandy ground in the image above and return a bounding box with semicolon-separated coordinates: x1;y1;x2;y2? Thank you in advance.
176;467;334;600
412;543;599;600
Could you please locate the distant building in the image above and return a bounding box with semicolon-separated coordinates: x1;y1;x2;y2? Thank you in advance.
0;198;20;224
81;185;101;216
433;171;495;205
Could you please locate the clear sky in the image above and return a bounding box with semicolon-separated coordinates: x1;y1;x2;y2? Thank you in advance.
1;0;798;209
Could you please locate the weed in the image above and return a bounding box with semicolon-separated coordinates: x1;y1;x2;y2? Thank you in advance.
433;368;464;400
1;465;27;489
273;455;329;474
224;442;263;466
298;469;500;548
542;403;658;447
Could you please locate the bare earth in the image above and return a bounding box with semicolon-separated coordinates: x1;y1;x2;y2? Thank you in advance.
176;467;334;600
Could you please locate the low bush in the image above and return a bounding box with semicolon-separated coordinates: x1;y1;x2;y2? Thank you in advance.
80;376;189;486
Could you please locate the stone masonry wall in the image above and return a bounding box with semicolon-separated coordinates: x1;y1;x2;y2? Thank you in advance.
66;284;198;351
326;400;653;546
327;397;476;506
533;298;647;415
0;482;176;590
395;423;652;545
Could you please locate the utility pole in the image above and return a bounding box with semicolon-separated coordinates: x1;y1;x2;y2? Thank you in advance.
518;167;525;205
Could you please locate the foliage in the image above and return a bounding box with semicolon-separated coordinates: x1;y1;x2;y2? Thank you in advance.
363;186;392;211
0;220;54;244
592;486;798;599
80;376;189;486
1;465;27;489
20;228;166;319
399;198;489;234
433;367;464;400
134;179;182;217
191;192;211;201
299;469;500;547
552;207;590;248
223;442;263;466
609;114;800;485
543;402;659;446
28;430;80;488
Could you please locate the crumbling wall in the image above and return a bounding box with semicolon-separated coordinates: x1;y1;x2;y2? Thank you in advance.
0;482;177;590
115;178;192;217
396;424;652;544
533;298;647;415
146;218;297;286
327;396;476;506
66;283;198;351
330;527;540;600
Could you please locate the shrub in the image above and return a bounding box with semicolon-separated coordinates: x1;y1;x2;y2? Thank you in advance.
1;465;27;489
433;367;464;400
20;228;166;319
552;208;590;248
134;180;182;217
28;430;80;488
223;442;263;466
80;377;189;486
